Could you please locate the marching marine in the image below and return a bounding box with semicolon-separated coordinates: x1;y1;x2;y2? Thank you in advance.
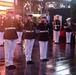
37;14;50;62
53;15;61;44
64;18;72;44
24;13;36;64
3;10;18;70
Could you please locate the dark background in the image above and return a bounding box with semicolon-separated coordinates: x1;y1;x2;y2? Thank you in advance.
48;8;71;23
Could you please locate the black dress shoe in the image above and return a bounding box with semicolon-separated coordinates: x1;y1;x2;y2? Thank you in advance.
27;61;35;65
6;65;16;70
66;42;70;44
0;44;4;46
55;42;59;44
41;59;49;62
10;65;16;69
17;43;21;45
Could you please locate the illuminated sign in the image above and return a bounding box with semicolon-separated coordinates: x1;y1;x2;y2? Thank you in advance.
0;2;14;7
0;0;14;3
0;0;14;14
0;6;13;10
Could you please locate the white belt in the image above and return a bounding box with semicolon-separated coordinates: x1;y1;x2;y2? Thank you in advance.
55;25;60;26
26;30;34;32
40;30;48;33
64;26;67;28
64;26;69;28
5;27;16;30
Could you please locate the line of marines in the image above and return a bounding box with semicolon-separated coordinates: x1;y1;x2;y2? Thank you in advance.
0;10;76;70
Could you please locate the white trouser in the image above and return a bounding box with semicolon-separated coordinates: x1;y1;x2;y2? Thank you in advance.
39;41;48;59
25;39;35;61
4;40;17;66
66;32;72;43
17;32;22;43
0;32;4;45
54;31;60;43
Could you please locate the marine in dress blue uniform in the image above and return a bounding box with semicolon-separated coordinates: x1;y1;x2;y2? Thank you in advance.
53;15;60;43
24;13;36;64
64;18;72;44
3;10;18;69
37;14;50;62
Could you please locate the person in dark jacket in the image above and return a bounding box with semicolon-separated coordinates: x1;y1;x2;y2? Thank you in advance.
3;10;18;70
0;15;4;46
24;13;36;64
37;14;50;62
64;18;72;44
15;15;23;44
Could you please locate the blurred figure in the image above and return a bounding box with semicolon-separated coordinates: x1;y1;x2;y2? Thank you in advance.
64;18;72;44
3;10;18;70
15;15;23;44
53;15;61;44
0;15;4;46
37;14;50;62
23;13;36;64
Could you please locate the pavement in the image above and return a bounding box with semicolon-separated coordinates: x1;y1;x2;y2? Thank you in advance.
0;39;76;75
